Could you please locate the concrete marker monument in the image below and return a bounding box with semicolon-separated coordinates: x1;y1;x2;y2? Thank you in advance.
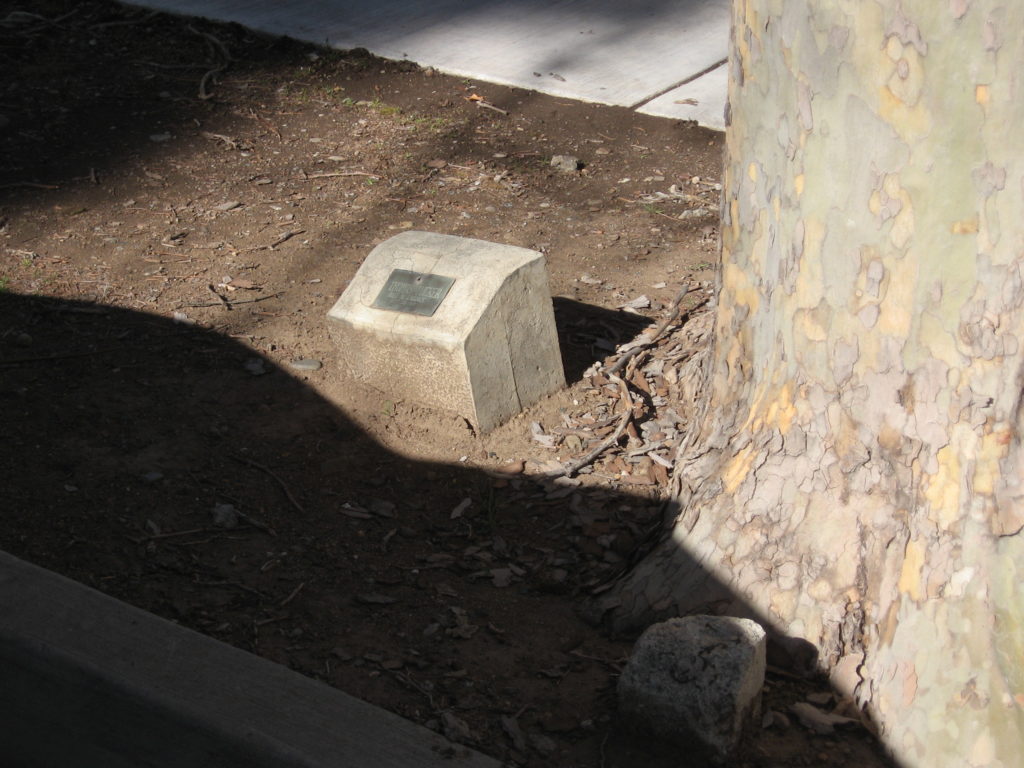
328;231;564;431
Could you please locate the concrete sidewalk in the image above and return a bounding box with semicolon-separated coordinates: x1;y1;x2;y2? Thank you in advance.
129;0;730;130
0;550;500;767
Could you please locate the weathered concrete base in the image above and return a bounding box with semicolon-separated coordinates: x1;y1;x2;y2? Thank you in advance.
617;616;766;762
0;550;500;768
328;231;564;431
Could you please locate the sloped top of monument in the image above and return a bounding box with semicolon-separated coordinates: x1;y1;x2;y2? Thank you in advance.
328;231;546;347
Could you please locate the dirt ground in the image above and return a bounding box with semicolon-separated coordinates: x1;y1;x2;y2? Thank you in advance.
1;3;894;766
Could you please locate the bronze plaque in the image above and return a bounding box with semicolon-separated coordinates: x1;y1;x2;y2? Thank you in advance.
372;269;456;317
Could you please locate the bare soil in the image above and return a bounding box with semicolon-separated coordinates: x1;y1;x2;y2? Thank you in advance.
1;3;893;766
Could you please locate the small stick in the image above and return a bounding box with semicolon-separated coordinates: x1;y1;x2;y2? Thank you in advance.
267;229;303;248
130;526;214;542
240;231;304;252
474;100;508;115
0;348;121;367
232;507;277;536
90;9;157;30
605;284;693;376
279;581;306;607
542;374;633;478
230;455;306;515
180;290;285;308
188;24;232;63
188;25;231;100
299;171;379;180
207;284;231;308
0;181;59;190
193;579;266;598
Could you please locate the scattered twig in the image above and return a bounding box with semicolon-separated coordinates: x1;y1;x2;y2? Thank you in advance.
198;68;223;100
188;24;231;100
180;290;285;308
193;579;267;598
393;671;438;711
90;9;157;30
465;93;508;115
279;581;306;607
542;373;633;478
474;100;508;115
239;230;305;252
230;455;306;515
127;526;216;543
232;507;277;536
0;181;59;190
188;24;232;63
605;284;693;376
568;649;623;667
201;131;239;149
298;171;380;180
207;284;231;308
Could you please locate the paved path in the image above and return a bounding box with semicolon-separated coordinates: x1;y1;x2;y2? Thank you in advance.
1;550;501;767
133;0;730;130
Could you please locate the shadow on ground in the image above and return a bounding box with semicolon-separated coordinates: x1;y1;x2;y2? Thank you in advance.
0;291;893;768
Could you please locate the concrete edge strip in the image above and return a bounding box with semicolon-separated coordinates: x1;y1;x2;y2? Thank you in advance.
628;58;728;111
0;550;500;768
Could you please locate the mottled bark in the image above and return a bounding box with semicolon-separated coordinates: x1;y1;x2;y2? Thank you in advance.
593;2;1024;765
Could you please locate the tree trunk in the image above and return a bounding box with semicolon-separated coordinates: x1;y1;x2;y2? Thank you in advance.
591;2;1024;765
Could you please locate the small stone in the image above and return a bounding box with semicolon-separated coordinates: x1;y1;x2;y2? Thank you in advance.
500;715;527;752
450;497;472;519
618;616;766;761
149;132;172;142
211;503;239;529
14;332;32;347
288;358;322;372
214;201;242;211
244;358;268;376
550;154;582;173
441;712;473;743
368;498;396;518
528;732;558;756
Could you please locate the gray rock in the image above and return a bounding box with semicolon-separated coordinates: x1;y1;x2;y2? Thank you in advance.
244;357;268;376
550;154;581;173
528;732;557;756
288;358;323;372
617;616;766;762
211;503;239;529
